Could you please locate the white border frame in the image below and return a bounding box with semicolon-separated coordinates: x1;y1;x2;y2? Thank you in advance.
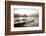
11;5;42;32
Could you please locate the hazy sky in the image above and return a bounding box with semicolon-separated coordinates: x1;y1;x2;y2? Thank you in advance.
12;5;39;15
14;8;39;15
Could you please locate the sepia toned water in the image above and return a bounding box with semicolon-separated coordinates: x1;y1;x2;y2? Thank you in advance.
23;17;39;27
14;16;39;27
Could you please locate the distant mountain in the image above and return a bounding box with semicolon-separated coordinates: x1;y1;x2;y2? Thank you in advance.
14;13;39;17
14;14;28;17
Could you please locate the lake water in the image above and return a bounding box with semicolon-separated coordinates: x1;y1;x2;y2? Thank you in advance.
14;17;39;27
23;17;39;27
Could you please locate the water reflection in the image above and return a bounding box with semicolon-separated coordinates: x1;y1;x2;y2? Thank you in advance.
14;14;39;27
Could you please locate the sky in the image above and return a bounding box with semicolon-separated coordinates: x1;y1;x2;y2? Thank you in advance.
14;8;39;15
12;5;39;15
